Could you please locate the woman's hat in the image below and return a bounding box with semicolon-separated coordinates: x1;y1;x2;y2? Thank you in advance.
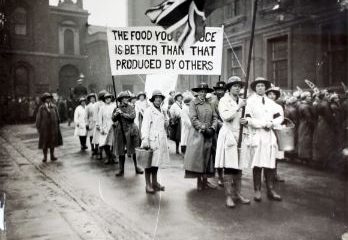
174;92;183;100
87;93;97;101
225;76;245;90
250;77;271;91
129;92;137;101
213;81;226;90
191;82;214;93
103;92;113;99
40;92;53;102
266;86;281;100
149;90;165;102
117;91;130;101
79;97;87;103
137;91;146;99
183;96;193;104
98;90;108;100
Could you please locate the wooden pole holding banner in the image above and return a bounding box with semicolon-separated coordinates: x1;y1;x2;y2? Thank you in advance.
237;0;258;149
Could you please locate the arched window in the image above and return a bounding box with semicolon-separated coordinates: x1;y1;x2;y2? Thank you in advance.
12;7;27;36
14;65;30;97
64;29;74;55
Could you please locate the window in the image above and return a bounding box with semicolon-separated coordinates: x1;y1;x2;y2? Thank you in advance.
12;7;27;36
14;66;29;97
64;29;74;55
321;21;348;86
224;0;241;19
268;36;288;87
228;46;243;77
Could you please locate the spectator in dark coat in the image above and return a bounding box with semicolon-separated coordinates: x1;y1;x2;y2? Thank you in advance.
36;93;63;162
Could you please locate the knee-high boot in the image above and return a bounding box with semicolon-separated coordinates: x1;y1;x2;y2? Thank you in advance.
145;168;155;193
181;146;186;154
133;154;144;174
50;148;57;161
151;167;164;191
115;155;125;177
275;160;285;182
253;167;262;202
103;145;113;165
223;174;235;208
97;146;103;160
232;172;250;204
265;168;282;201
42;148;48;162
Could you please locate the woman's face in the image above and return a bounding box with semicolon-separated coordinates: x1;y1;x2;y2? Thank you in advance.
105;97;111;104
255;83;266;95
229;84;241;96
121;97;129;104
81;101;86;107
153;96;163;107
198;89;207;99
90;97;96;103
45;98;51;104
176;96;183;103
139;95;145;101
267;91;277;101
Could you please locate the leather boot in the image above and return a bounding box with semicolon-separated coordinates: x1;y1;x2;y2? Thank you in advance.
223;175;235;208
197;176;203;191
133;154;144;174
151;167;165;191
42;148;48;162
103;146;113;165
145;168;155;194
97;146;103;160
50;148;57;161
115;155;125;177
181;146;186;154
232;173;250;204
253;167;262;202
217;168;224;187
265;168;282;201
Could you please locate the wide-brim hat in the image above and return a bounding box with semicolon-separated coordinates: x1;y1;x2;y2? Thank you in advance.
137;91;146;99
174;92;183;100
98;90;108;100
40;92;53;102
117;91;130;101
149;90;165;102
213;81;226;90
250;77;271;91
87;93;97;101
103;93;113;99
191;82;214;93
266;86;281;100
225;76;245;90
79;97;87;103
129;93;137;101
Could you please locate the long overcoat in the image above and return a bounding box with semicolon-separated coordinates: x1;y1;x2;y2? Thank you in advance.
141;104;170;167
98;102;115;147
184;97;218;177
180;103;191;146
297;101;314;159
36;104;63;149
86;102;97;137
112;103;140;156
74;105;87;136
169;101;182;143
243;94;283;169
92;101;104;144
215;93;250;169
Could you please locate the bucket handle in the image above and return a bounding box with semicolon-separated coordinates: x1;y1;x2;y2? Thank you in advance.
281;118;295;128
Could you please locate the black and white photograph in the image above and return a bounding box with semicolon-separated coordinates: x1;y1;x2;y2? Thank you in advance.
0;0;348;239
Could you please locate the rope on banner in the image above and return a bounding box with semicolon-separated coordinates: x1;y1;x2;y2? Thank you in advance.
223;31;246;77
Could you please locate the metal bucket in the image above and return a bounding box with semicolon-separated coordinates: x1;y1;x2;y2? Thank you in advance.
135;148;153;168
274;118;295;152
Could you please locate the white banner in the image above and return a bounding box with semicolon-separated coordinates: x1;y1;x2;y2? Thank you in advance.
107;26;223;75
145;74;178;99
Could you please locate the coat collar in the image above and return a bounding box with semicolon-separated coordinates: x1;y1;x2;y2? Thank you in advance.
193;97;207;105
149;103;164;116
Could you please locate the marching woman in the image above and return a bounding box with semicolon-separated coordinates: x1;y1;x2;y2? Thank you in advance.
113;91;144;176
184;83;218;191
215;76;250;208
141;90;170;193
134;92;149;132
169;92;184;154
98;93;116;164
86;93;97;155
180;96;192;154
243;77;283;202
36;93;63;162
92;90;107;159
74;97;88;150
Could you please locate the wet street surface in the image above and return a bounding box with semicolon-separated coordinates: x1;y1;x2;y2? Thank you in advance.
0;123;347;240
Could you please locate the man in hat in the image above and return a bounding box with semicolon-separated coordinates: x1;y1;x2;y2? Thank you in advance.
169;92;184;154
36;93;63;162
212;80;226;186
113;91;144;176
73;76;88;101
74;97;88;150
243;77;283;201
215;76;250;208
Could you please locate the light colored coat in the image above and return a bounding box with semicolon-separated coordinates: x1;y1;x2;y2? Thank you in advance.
92;101;104;144
215;93;249;169
135;100;149;129
243;94;283;169
180;104;191;146
74;105;87;136
86;102;97;137
98;102;115;146
141;104;169;167
169;101;182;118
